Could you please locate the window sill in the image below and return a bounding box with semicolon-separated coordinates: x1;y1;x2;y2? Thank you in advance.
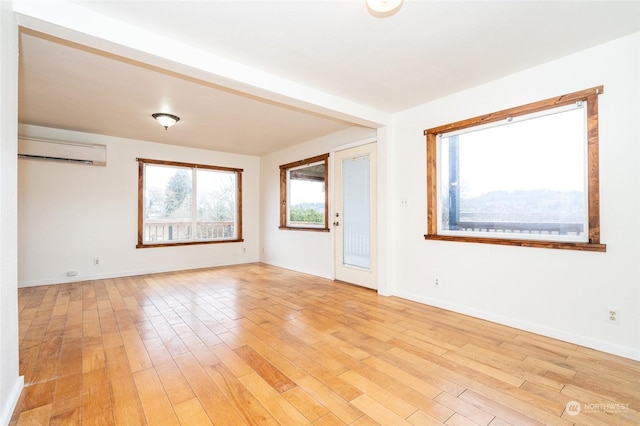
424;234;606;252
279;226;330;232
137;238;244;248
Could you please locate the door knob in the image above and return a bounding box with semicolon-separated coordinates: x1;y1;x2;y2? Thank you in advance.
333;221;340;226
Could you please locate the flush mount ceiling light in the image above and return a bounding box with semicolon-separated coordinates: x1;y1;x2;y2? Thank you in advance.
366;0;403;16
152;113;180;130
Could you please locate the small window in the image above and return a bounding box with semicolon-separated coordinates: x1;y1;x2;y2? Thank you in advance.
279;154;329;231
137;158;243;247
424;86;605;251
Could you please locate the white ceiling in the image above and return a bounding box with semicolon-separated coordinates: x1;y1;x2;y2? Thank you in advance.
16;0;640;156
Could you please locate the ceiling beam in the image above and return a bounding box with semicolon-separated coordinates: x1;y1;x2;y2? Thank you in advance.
13;0;390;129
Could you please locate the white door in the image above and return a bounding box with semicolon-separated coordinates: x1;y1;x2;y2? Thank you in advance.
333;143;377;289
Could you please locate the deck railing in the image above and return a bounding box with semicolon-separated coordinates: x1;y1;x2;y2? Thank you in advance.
144;220;235;242
455;221;584;235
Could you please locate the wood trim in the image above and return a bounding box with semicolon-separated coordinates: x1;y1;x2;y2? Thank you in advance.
137;157;243;173
279;153;330;230
424;234;606;252
279;167;287;228
137;159;243;248
278;226;330;232
136;238;244;249
586;92;601;244
236;170;243;241
278;153;329;170
426;132;438;236
424;86;606;252
425;86;604;136
324;153;329;231
137;161;144;246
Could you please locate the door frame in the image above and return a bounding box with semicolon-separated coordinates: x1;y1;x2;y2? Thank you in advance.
331;137;378;289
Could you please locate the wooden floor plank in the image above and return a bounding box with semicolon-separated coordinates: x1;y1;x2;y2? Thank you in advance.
11;264;640;425
339;369;417;418
282;385;330;422
104;346;147;426
312;412;348;426
120;328;154;373
238;372;312;425
204;362;278;425
457;389;545;426
16;403;52;426
235;345;297;393
173;351;248;424
349;394;413;426
314;341;455;422
362;354;444;399
154;360;196;406
444;412;480;426
18;380;56;413
433;390;495;425
212;342;256;377
172;398;213;426
82;368;114;426
50;374;83;420
296;375;365;424
133;367;180;426
406;408;446;426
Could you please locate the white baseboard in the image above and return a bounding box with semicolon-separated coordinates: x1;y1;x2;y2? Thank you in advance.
0;376;24;426
394;290;640;362
17;259;257;288
260;260;332;280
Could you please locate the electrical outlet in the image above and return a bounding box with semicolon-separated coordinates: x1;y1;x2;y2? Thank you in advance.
434;278;440;287
400;197;409;207
607;308;620;324
94;257;100;266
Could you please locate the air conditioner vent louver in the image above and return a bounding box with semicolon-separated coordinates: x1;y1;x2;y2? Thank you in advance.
18;137;107;166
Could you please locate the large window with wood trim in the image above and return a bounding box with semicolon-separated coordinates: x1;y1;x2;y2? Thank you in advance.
279;154;329;231
137;158;242;247
424;86;606;251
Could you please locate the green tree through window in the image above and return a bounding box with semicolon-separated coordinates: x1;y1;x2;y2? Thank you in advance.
164;169;192;217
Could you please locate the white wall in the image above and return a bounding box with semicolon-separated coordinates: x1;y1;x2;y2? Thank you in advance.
392;33;640;359
0;2;23;424
260;127;376;278
18;125;261;287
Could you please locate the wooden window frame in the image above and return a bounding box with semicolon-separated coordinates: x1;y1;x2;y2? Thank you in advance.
279;153;330;232
424;86;606;252
137;158;243;248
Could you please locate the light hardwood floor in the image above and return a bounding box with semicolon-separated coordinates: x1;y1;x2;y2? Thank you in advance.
11;263;640;425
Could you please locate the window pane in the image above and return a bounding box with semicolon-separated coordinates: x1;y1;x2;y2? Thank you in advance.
196;169;237;240
287;162;325;228
439;105;587;241
342;155;370;269
138;159;243;247
144;164;193;242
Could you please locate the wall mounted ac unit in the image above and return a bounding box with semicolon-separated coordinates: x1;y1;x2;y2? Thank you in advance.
18;137;107;166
